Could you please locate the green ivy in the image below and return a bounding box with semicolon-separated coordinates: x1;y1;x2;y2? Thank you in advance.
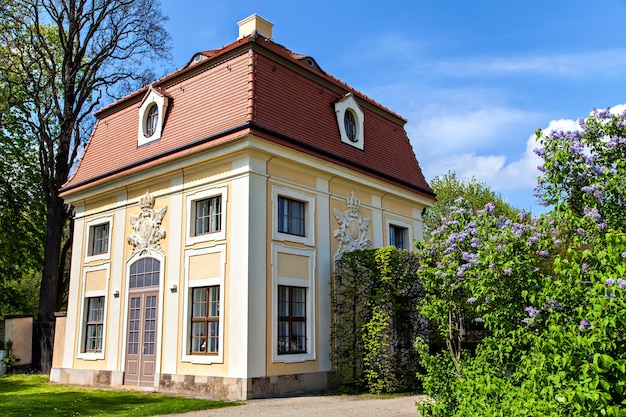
332;247;426;393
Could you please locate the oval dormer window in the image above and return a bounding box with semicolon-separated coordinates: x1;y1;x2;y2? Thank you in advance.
145;104;159;137
344;110;357;142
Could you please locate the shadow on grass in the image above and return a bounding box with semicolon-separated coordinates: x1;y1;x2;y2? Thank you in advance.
0;375;236;417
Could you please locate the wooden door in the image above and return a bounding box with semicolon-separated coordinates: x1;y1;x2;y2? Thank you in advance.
124;289;158;387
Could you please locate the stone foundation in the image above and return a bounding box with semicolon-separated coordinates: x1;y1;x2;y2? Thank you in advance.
51;367;338;400
50;368;124;388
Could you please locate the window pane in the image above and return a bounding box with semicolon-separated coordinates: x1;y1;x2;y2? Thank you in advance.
190;286;220;355
209;287;219;317
85;296;105;352
390;225;407;249
278;321;289;353
129;258;160;289
208;321;219;353
195;196;222;235
277;197;305;236
277;286;307;355
91;223;109;255
344;110;357;141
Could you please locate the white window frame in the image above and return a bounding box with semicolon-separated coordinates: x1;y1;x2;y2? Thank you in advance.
335;93;364;150
385;217;413;250
137;88;169;147
181;245;226;364
84;216;113;263
76;264;110;360
272;244;316;363
185;186;228;246
272;186;315;246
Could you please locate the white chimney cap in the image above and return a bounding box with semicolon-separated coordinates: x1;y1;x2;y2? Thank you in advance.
237;14;273;40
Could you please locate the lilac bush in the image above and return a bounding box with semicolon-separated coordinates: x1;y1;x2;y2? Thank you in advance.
417;108;626;416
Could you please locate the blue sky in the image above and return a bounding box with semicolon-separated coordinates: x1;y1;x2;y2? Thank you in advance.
159;1;626;213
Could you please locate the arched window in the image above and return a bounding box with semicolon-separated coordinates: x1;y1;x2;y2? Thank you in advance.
129;257;160;288
144;104;159;138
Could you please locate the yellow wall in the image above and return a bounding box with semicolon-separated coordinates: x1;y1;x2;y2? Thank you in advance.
65;137;432;382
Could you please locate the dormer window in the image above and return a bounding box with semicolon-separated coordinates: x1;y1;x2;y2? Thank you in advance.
137;87;170;147
335;93;364;150
145;104;159;137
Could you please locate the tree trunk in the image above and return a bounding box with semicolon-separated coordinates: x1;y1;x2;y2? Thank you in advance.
34;193;67;373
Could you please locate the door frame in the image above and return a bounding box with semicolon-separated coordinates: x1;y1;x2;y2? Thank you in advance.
120;251;166;388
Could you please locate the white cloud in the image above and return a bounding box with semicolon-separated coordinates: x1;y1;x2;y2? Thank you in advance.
431;49;626;79
419;103;626;195
410;107;533;158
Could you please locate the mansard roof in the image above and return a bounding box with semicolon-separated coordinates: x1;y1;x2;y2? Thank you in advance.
62;32;434;199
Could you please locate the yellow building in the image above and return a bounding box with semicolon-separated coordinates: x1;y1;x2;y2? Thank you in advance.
50;15;435;399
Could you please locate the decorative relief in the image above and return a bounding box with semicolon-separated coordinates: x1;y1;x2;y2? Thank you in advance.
333;191;372;259
128;189;167;255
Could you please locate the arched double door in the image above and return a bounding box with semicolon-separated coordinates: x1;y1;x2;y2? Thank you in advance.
124;257;160;387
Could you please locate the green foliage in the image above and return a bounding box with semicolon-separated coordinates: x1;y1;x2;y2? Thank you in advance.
0;44;45;320
417;109;626;416
332;247;425;393
0;374;236;416
2;340;20;372
424;171;522;234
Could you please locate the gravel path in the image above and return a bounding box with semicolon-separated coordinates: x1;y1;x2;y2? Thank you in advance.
160;394;425;417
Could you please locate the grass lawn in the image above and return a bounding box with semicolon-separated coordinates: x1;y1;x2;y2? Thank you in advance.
0;374;237;417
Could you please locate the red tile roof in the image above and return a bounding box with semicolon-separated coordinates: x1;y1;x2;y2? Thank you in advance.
62;33;434;199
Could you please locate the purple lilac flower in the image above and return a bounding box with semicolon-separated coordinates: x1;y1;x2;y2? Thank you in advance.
504;268;512;275
484;203;496;213
577;228;585;235
467;297;477;303
489;263;495;270
542;300;563;311
474;317;484;323
553;239;562;245
605;278;616;286
522;318;535;327
525;306;541;318
621;252;626;259
579;319;590;331
618;279;626;289
536;250;549;257
605;293;617;300
583;206;603;223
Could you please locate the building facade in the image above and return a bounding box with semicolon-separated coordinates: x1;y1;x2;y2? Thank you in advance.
50;15;435;400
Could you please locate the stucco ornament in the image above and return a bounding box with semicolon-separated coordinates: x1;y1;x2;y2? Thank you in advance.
333;191;372;259
128;189;168;255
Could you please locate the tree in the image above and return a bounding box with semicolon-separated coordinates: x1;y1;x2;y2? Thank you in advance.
416;108;626;416
0;0;171;372
535;107;626;230
0;30;45;321
424;171;522;234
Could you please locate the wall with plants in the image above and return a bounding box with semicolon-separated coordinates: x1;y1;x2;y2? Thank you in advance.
332;246;426;393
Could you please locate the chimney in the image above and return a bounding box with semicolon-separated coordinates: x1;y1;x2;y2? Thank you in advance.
237;14;273;40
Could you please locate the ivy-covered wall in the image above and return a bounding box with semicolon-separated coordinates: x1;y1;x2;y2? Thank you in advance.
331;246;426;393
